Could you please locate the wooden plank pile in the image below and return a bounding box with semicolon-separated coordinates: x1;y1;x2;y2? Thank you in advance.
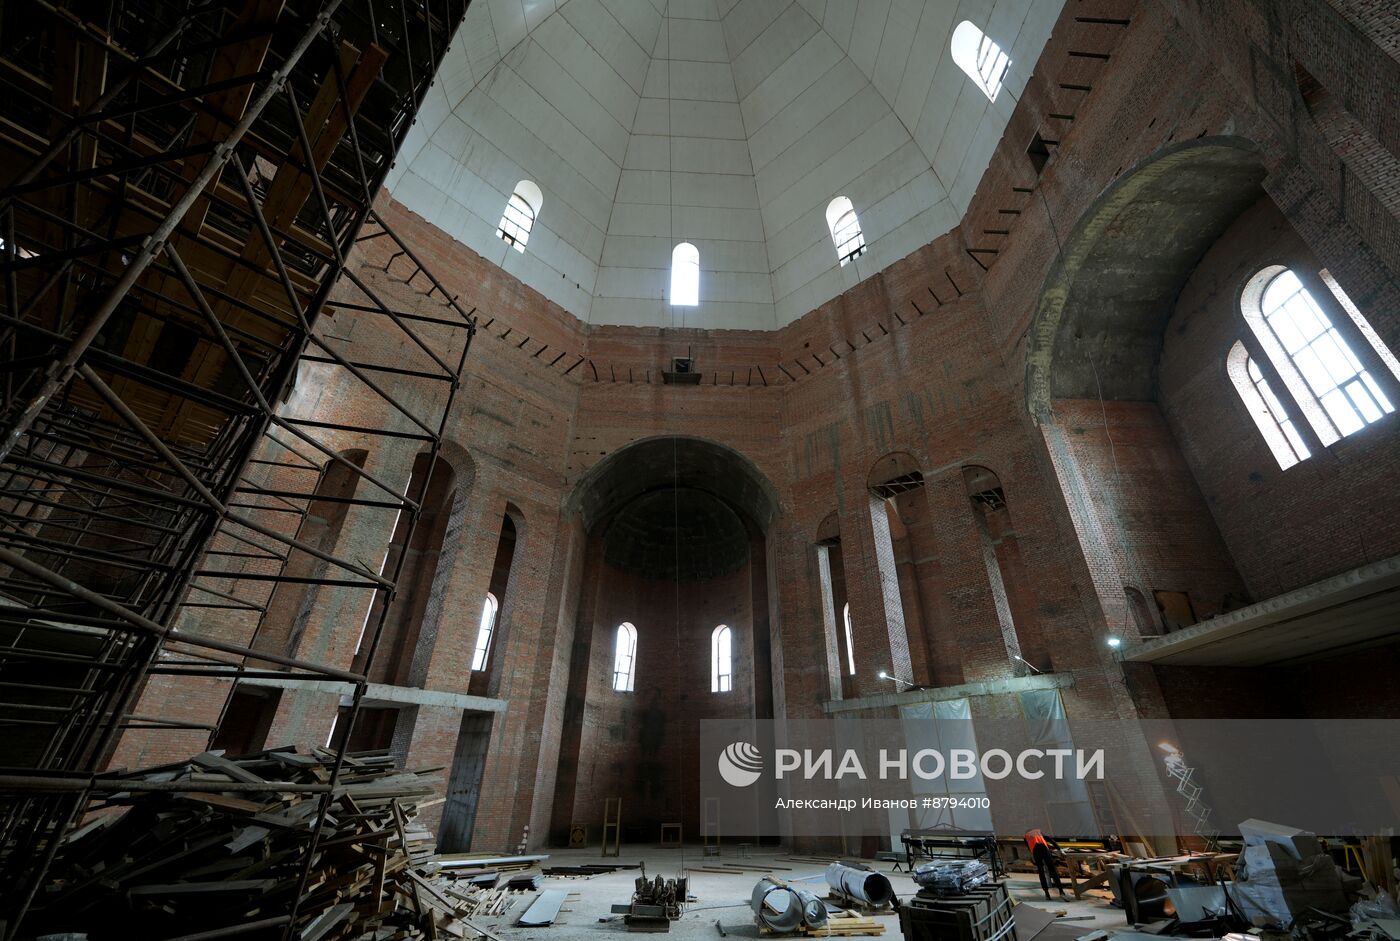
25;746;511;940
756;910;887;937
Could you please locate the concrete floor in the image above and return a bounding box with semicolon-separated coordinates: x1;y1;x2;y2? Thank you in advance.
475;848;1125;941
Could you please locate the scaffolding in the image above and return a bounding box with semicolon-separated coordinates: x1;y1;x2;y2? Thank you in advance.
0;0;472;935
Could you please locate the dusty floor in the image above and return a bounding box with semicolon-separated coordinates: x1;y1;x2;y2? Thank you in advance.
470;847;1125;941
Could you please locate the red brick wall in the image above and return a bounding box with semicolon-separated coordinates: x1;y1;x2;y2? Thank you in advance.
555;554;763;843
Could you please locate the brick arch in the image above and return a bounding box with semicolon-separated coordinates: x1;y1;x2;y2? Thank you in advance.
867;450;924;497
567;434;780;535
1024;136;1267;420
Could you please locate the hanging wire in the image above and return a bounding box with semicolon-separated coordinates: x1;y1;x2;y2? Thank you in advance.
671;432;688;882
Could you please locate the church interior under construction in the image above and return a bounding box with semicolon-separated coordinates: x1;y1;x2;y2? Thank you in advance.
1;0;1398;938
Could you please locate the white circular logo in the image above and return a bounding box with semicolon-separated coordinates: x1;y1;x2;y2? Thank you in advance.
718;741;763;787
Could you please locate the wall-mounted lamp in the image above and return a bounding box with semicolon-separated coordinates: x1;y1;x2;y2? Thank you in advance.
1013;654;1043;675
877;670;918;689
1106;636;1122;649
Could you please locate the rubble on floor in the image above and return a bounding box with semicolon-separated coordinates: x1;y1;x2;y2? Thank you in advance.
23;746;518;940
1097;820;1397;941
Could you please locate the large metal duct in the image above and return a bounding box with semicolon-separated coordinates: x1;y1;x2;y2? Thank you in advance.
751;879;828;932
826;863;895;906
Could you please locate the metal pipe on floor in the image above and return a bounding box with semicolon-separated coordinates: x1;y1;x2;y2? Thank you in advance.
751;878;827;933
825;862;895;906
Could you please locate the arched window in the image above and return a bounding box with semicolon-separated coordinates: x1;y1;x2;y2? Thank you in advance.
825;197;866;265
842;603;855;676
1226;342;1310;469
612;622;638;692
1244;266;1394;443
711;625;733;692
497;180;542;251
950;21;1010;102
470;592;499;671
670;242;699;306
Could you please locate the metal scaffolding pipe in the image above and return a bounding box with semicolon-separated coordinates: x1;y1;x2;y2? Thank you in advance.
0;774;335;795
0;0;343;465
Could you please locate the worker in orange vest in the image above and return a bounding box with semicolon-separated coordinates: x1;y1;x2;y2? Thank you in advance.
1024;828;1070;902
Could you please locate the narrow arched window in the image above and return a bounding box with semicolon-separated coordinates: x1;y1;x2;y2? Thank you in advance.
470;592;498;671
497;180;542;251
671;242;699;306
826;197;866;265
1226;341;1310;469
842;603;855;676
951;21;1010;102
710;625;733;692
1244;266;1394;442
612;622;638;692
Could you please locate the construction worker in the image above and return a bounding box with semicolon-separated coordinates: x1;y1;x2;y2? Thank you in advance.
1024;828;1071;902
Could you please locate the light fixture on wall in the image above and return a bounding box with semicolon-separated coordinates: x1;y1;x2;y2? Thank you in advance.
1106;636;1122;650
877;670;918;689
1013;654;1043;675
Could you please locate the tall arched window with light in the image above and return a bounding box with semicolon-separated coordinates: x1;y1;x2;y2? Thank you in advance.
1243;266;1394;443
612;622;638;692
711;625;733;693
470;592;499;671
670;242;699;306
826;197;866;265
842;603;855;676
1226;342;1310;469
497;180;542;252
951;21;1011;102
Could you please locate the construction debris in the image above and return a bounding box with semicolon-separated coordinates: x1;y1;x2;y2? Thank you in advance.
23;746;513;940
543;863;642;877
1232;819;1348;928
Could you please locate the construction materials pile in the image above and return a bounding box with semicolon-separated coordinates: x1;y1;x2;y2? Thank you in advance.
899;880;1013;941
910;859;991;897
23;746;509;940
1231;818;1350;929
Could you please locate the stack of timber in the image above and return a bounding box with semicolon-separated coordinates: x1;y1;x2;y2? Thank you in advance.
756;910;887;937
24;746;510;940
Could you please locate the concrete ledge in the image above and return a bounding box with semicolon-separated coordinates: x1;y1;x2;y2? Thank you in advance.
821;673;1074;714
1120;552;1400;666
241;677;507;713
